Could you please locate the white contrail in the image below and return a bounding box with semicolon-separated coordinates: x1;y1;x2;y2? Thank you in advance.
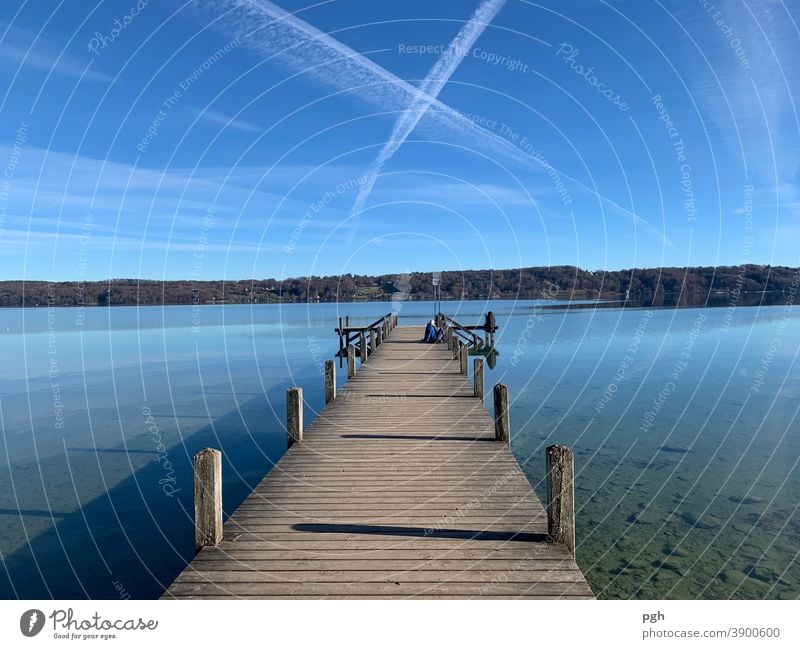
199;0;527;166
350;0;506;218
200;0;666;241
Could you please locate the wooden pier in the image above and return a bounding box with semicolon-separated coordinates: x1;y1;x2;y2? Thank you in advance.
163;320;593;599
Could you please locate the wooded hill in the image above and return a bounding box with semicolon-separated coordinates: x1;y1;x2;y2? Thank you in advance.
0;264;796;308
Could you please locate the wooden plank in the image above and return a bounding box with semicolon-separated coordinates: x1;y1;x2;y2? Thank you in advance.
165;581;593;597
164;325;593;599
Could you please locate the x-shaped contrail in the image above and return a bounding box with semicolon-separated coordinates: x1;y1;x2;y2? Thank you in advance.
201;0;665;242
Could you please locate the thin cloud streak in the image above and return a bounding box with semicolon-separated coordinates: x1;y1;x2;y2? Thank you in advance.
0;22;114;83
193;106;263;133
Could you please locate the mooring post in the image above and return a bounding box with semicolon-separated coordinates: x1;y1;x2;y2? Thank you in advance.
324;360;335;404
193;448;222;553
546;445;576;558
345;316;350;327
493;383;509;444
346;345;355;377
359;331;368;362
474;358;484;401
287;386;303;446
459;343;468;374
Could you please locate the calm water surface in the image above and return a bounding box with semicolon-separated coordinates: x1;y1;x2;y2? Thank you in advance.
0;300;797;598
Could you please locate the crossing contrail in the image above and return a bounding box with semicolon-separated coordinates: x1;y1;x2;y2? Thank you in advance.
201;0;667;242
350;0;506;219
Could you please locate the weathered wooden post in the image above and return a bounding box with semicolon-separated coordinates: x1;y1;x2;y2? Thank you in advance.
375;326;382;347
324;360;336;404
546;445;576;558
474;358;484;401
359;331;368;362
347;345;355;377
493;383;509;444
459;343;468;374
453;339;460;360
193;448;222;552
287;386;303;446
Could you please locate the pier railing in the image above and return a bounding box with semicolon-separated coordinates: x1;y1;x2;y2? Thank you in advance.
334;312;396;363
438;311;497;349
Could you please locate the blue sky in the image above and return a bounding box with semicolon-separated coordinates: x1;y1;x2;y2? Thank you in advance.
0;0;797;281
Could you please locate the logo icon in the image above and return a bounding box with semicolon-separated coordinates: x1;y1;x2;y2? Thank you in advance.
20;609;45;637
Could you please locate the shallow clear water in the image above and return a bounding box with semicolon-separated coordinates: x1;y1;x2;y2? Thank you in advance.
493;302;800;599
0;300;797;598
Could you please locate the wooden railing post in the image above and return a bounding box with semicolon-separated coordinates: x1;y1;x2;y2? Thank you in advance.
324;360;336;404
359;331;368;362
346;345;355;377
453;339;460;360
474;358;484;401
493;383;509;444
287;386;303;446
459;343;467;374
375;327;382;347
546;445;576;558
193;448;222;552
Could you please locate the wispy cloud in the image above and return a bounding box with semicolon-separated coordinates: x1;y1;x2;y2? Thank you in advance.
200;0;666;241
350;0;506;218
676;0;799;191
193;106;263;133
0;22;114;83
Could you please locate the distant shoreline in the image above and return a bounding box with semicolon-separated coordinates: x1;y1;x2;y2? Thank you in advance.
0;264;796;309
0;291;792;312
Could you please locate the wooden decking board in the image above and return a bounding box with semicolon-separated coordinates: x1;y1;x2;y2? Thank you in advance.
163;326;593;599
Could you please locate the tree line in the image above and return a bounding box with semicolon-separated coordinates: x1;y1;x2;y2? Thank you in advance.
0;264;795;308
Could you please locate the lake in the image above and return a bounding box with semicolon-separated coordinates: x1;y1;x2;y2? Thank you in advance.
0;300;797;598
